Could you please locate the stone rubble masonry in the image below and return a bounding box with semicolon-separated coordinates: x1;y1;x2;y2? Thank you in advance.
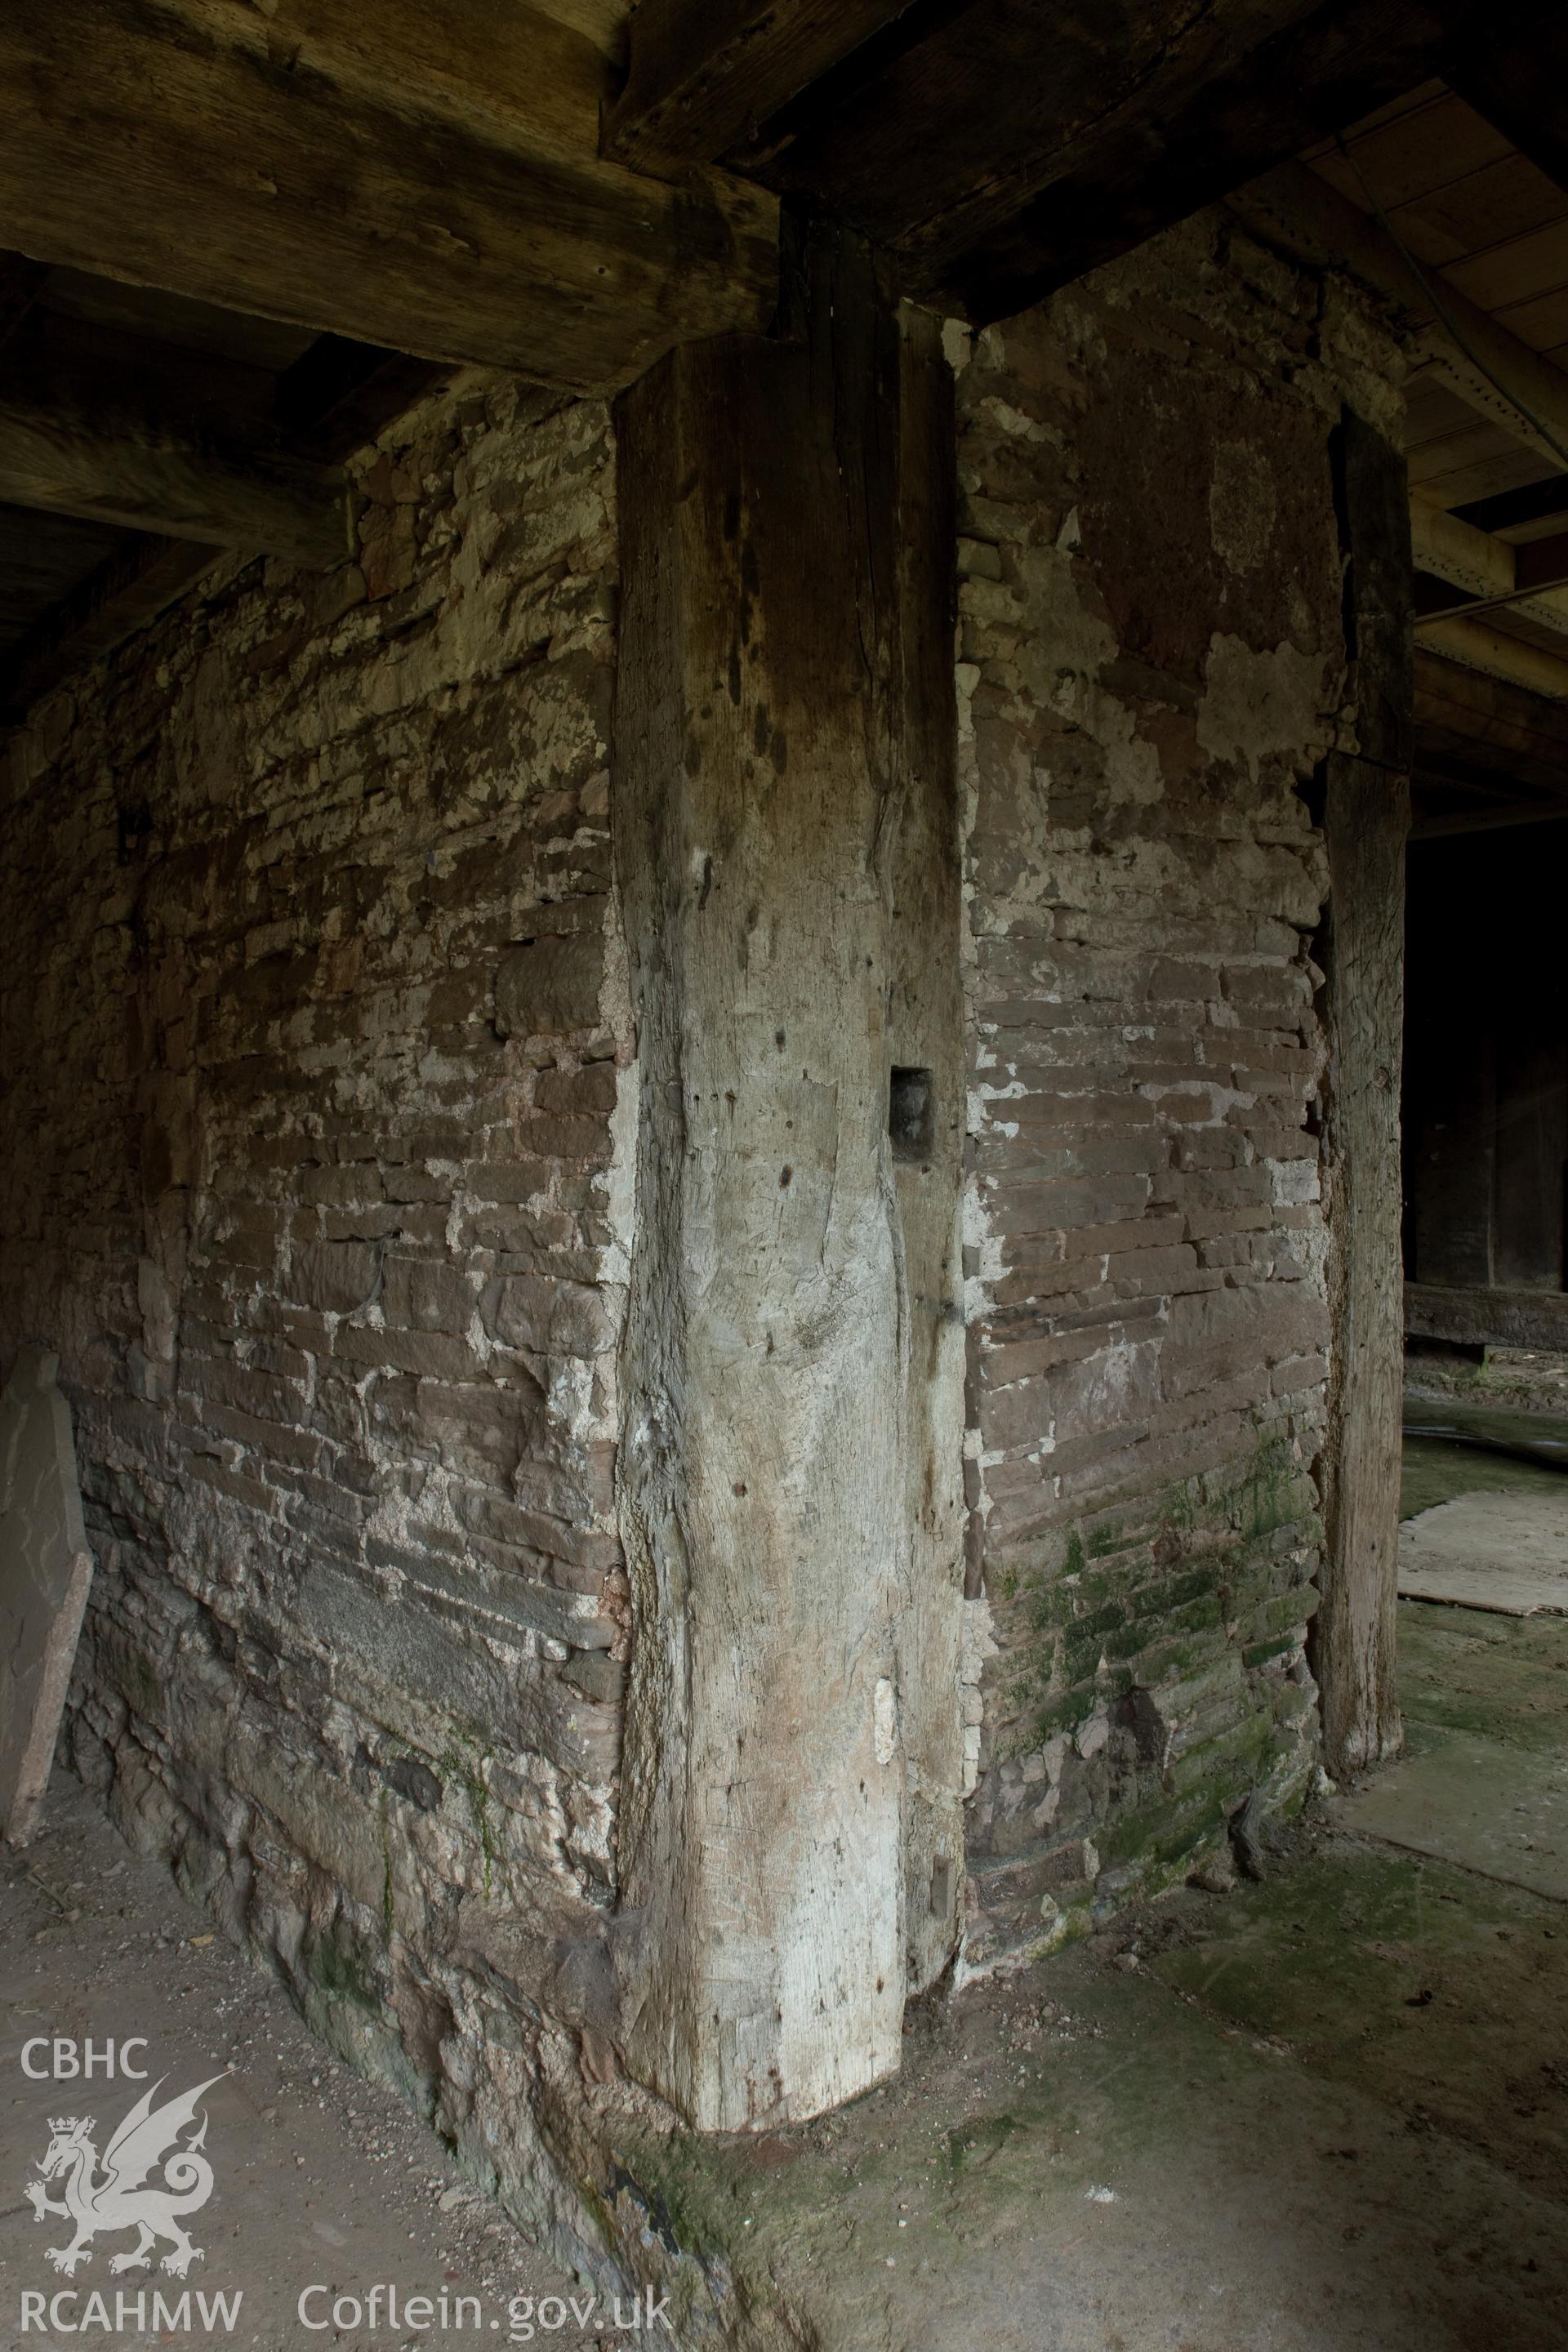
0;210;1410;2339
0;374;675;2286
954;216;1406;1970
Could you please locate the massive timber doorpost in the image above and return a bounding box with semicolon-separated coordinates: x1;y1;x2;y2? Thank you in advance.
611;220;967;2130
1317;408;1413;1779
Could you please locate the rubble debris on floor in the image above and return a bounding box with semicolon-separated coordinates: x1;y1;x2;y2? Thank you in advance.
1406;1343;1568;1420
7;1561;1568;2352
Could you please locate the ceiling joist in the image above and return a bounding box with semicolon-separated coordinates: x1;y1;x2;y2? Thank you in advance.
1417;612;1568;697
723;0;1509;321
0;381;352;568
1411;501;1568;630
602;0;916;171
0;0;778;394
0;534;220;727
1228;160;1568;473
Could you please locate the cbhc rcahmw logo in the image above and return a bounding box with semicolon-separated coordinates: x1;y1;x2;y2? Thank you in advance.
17;2037;232;2297
21;2038;149;2082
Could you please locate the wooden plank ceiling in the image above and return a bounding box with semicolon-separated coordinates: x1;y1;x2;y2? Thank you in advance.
0;255;452;716
1297;74;1568;831
2;0;1568;794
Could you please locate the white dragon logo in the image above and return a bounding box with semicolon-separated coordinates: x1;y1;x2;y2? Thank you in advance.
25;2075;222;2278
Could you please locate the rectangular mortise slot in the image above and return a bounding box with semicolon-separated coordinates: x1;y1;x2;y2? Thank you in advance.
889;1066;934;1163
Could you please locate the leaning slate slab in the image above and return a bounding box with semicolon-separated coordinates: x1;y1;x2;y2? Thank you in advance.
1;1346;93;1845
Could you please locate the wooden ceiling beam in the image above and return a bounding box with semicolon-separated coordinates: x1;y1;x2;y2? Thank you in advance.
0;0;777;394
603;0;917;172
1454;475;1568;537
1416;644;1568;778
1416;613;1568;698
1228;161;1568;481
723;0;1499;321
0;377;351;567
1516;531;1568;591
272;340;454;466
0;332;452;728
0;535;219;726
1444;16;1568;196
1410;501;1568;630
1412;795;1568;836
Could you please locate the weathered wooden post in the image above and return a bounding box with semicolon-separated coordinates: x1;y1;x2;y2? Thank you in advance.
1317;407;1412;1778
612;220;965;2128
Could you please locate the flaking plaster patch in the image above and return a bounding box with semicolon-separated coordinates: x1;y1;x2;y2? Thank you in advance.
1014;546;1162;807
1196;631;1330;785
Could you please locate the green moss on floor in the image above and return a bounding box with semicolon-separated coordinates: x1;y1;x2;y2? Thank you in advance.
607;1887;1568;2351
1143;1829;1568;2205
595;1437;1568;2350
1135;1581;1568;2217
1398;1600;1568;1757
1400;1433;1568;1521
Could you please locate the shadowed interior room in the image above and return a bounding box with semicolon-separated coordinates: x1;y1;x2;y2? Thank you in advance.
2;7;1568;2346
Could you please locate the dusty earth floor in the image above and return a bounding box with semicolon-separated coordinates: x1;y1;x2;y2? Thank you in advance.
628;1411;1568;2350
0;1785;595;2350
4;1410;1566;2351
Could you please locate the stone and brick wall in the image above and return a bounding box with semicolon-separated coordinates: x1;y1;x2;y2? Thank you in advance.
2;210;1410;2279
954;216;1405;1964
0;376;642;2264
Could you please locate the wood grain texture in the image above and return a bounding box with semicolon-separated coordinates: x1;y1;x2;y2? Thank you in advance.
1406;1281;1568;1351
1411;505;1568;633
604;0;916;167
1337;411;1414;773
0;0;777;391
876;281;966;2002
1230;163;1568;483
1319;746;1410;1777
727;0;1489;319
1415;615;1568;697
612;222;963;2127
0;382;350;564
1316;408;1412;1780
1415;645;1568;798
0;322;448;725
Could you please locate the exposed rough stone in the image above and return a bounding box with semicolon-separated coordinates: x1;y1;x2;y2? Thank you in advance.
1;373;649;2286
289;1239;381;1314
955;214;1405;1969
494;927;608;1040
0;205;1410;2342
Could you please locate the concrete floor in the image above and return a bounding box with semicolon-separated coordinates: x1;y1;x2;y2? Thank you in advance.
3;1419;1566;2350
